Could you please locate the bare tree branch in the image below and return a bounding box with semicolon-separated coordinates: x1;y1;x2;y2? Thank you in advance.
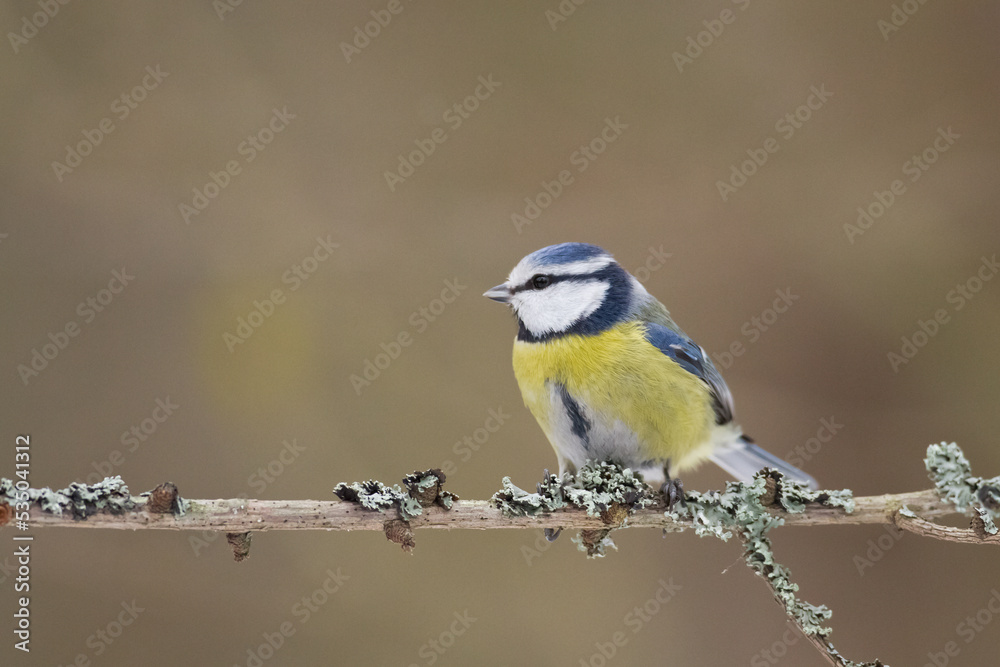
892;507;1000;544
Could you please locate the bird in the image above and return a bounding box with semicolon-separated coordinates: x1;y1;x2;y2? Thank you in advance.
483;242;817;513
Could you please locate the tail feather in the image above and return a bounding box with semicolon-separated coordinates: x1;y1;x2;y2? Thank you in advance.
710;437;818;490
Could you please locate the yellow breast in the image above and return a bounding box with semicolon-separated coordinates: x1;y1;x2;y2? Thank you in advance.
512;321;714;470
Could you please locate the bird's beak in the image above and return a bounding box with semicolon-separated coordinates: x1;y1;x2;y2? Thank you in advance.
483;283;511;304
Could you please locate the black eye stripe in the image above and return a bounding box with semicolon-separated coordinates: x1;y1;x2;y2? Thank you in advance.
510;273;589;294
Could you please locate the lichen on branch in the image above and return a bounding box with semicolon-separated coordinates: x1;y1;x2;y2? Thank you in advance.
333;468;458;552
0;475;137;519
924;441;1000;515
3;443;998;667
492;461;654;556
667;470;880;666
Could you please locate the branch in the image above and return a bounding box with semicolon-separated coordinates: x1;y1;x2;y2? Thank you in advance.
893;506;1000;544
747;530;880;667
1;443;997;667
0;487;974;533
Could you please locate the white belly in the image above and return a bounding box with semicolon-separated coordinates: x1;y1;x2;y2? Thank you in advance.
541;381;656;476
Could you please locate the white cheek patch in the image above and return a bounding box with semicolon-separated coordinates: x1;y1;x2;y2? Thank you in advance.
513;280;609;336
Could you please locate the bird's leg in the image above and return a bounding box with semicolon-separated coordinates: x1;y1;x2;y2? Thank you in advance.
540;468;563;542
661;460;686;511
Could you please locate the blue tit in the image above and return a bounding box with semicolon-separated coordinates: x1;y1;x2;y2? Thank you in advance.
484;242;817;504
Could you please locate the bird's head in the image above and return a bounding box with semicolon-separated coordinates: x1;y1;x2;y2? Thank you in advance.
484;242;643;341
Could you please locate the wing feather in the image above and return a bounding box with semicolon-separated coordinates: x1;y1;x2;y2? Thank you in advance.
641;321;734;425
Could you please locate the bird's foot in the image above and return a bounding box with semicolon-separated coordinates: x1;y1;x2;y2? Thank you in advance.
538;469;566;541
661;476;686;512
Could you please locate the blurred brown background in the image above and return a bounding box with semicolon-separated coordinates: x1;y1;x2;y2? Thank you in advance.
2;2;1000;665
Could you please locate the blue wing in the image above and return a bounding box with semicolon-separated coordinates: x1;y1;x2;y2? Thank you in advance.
642;322;734;425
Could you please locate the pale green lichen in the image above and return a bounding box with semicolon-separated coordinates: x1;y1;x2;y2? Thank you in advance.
925;442;1000;517
437;492;456;510
491;474;566;516
401;469;459;510
492;462;655;559
334;469;457;522
973;506;998;535
670;473;853;542
333;480;423;520
571;532;617;557
491;461;653;519
410;475;438;493
0;476;136;519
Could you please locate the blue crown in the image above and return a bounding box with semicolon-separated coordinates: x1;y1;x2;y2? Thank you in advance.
528;242;612;267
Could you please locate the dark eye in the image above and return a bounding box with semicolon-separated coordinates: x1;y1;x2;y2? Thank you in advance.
530;274;551;290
